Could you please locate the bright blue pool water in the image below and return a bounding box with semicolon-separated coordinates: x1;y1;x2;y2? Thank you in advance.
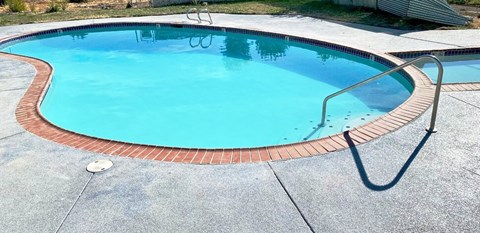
413;54;480;83
1;26;413;148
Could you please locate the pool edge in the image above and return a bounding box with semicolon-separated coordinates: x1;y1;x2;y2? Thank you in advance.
1;23;436;165
389;48;480;92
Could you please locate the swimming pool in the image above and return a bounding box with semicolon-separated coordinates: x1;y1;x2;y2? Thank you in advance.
393;50;480;84
1;24;413;149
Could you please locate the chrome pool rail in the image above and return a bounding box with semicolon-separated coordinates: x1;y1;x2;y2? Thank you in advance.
186;2;213;25
319;55;444;133
187;8;201;23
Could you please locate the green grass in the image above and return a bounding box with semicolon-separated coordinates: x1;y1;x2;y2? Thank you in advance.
0;0;471;29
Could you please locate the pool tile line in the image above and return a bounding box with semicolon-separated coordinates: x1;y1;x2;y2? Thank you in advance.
392;47;480;59
3;28;434;164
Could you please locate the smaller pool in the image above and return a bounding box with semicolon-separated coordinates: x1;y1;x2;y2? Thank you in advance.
394;50;480;84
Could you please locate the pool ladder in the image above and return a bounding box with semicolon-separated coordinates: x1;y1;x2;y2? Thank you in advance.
187;2;213;25
319;55;444;133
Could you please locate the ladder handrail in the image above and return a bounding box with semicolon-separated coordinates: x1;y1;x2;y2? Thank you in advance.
186;3;213;25
319;55;444;133
199;8;213;25
187;8;201;23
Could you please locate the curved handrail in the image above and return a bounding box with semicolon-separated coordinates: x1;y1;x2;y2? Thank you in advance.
199;8;213;25
319;55;444;133
186;3;213;25
187;8;201;23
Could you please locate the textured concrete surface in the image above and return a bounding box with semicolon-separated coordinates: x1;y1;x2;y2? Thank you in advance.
60;161;311;233
0;132;94;233
0;17;479;232
0;58;35;138
270;93;480;232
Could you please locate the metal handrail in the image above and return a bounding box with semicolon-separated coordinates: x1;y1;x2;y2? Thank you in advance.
319;54;444;133
186;3;213;25
199;8;213;25
187;8;201;23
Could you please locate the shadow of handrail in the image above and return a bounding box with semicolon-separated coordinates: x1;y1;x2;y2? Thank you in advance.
344;131;432;191
189;34;213;48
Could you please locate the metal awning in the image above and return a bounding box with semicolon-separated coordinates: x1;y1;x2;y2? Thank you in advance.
378;0;470;26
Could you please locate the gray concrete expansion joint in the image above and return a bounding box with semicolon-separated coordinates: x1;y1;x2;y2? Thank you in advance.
463;167;480;178
0;87;27;92
398;35;467;49
448;94;480;110
0;131;26;141
267;162;315;233
55;172;94;233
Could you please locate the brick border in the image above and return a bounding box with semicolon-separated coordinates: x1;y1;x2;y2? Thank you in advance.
1;23;435;164
390;48;480;92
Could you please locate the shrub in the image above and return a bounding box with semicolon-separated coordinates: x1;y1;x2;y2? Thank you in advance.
59;0;67;10
45;5;60;12
45;0;67;13
45;0;60;12
26;0;36;12
5;0;27;12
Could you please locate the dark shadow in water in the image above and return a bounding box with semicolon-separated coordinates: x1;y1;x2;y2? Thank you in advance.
303;123;325;141
344;131;432;191
189;34;213;48
317;52;338;62
70;32;88;41
255;38;288;61
221;34;252;60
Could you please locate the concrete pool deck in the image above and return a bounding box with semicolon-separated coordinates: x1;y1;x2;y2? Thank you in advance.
0;15;479;232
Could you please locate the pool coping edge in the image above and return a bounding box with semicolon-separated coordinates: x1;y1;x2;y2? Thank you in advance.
1;22;437;164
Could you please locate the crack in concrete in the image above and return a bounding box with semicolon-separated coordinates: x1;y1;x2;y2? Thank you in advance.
399;35;467;49
267;162;315;233
0;131;25;141
0;76;34;80
0;87;27;92
463;167;480;178
448;94;480;110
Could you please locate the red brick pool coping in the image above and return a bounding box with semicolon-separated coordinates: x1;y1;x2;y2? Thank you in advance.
1;50;439;164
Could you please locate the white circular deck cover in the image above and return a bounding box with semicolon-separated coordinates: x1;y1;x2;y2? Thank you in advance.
86;159;113;173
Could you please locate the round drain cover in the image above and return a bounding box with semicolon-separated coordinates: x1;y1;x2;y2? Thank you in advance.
86;159;113;173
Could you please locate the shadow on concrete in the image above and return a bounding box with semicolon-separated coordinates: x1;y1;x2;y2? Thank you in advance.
344;131;432;191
